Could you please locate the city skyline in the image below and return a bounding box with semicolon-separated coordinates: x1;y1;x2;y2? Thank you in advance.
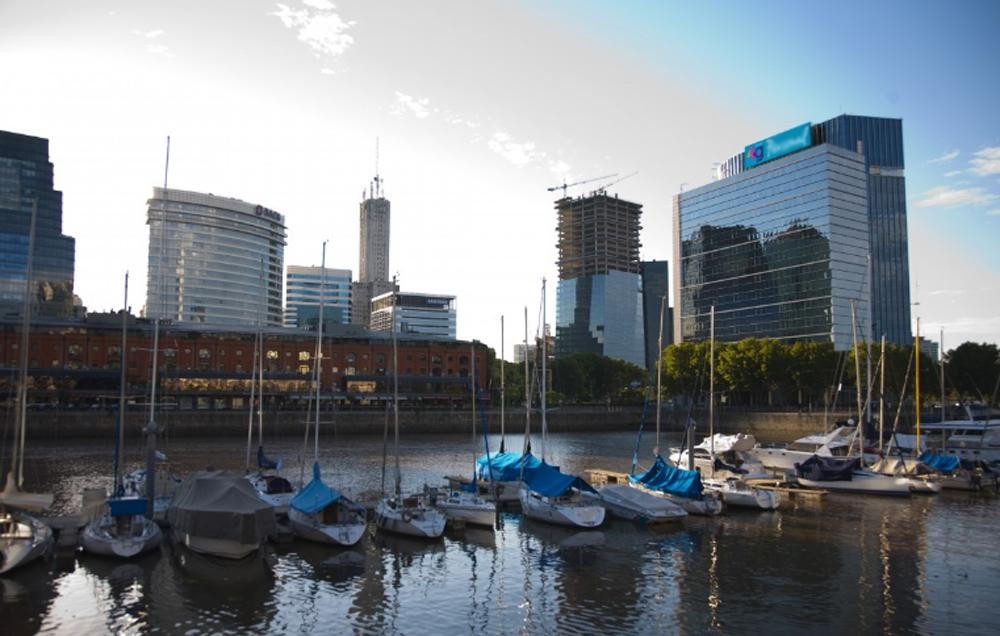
2;1;999;354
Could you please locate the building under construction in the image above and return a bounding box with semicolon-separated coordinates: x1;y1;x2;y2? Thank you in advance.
554;192;645;367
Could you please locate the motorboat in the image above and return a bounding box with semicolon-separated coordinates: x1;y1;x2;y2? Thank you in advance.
795;455;911;496
629;456;723;516
702;478;781;509
375;495;446;539
670;433;769;480
752;427;857;472
167;472;277;559
288;463;367;546
81;497;162;558
435;487;497;528
921;418;1000;467
0;506;53;575
595;483;686;524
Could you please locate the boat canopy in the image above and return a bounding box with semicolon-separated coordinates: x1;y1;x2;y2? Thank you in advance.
475;452;543;482
291;463;363;515
918;452;961;474
694;433;756;454
521;459;597;497
795;455;859;481
629;456;703;499
167;472;276;545
257;445;281;471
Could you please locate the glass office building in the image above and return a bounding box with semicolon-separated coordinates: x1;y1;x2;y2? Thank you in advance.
284;265;352;330
0;131;76;318
674;143;870;350
370;291;456;339
146;188;286;326
640;260;671;373
556;270;645;367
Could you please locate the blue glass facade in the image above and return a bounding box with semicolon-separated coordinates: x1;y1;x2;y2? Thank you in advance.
0;131;75;318
556;271;645;367
285;266;352;330
641;260;671;373
675;144;870;350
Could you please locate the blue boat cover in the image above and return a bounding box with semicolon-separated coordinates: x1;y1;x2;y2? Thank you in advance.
520;459;597;497
795;455;859;481
919;452;961;474
290;463;361;515
258;445;281;471
108;497;147;517
629;456;703;499
475;452;543;482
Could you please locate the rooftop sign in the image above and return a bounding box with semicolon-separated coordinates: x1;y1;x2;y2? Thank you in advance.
744;122;812;170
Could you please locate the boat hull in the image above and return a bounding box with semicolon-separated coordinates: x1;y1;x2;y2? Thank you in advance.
703;480;780;510
172;529;262;560
519;488;605;528
0;509;53;574
288;508;366;546
375;499;446;539
597;485;686;523
81;516;162;558
437;495;497;528
627;481;723;516
797;472;912;496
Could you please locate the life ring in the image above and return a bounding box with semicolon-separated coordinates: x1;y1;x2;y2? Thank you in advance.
401;510;413;522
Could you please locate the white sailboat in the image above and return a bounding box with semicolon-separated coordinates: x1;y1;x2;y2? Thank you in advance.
437;344;497;528
518;281;606;529
669;434;769;480
288;242;367;546
596;484;686;524
82;272;162;558
375;276;446;539
1;201;54;574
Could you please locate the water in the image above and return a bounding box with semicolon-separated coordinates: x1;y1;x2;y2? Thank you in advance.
3;432;999;634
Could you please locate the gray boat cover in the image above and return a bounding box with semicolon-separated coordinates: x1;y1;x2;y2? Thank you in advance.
167;472;276;545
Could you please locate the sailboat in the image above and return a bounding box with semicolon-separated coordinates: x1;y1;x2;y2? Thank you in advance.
517;280;606;529
437;345;497;528
1;201;55;574
375;276;447;539
628;300;722;516
245;261;294;514
82;273;163;558
288;242;367;546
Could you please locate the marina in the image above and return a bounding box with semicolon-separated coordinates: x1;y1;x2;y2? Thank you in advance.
2;431;998;634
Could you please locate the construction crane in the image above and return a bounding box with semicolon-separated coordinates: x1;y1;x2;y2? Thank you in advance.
547;173;617;199
593;171;638;195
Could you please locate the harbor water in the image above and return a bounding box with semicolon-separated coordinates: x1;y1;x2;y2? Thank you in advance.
2;431;999;634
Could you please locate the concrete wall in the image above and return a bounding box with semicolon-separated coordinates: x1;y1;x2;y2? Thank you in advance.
22;406;849;443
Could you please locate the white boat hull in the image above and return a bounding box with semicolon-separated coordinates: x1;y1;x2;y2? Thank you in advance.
627;481;723;516
288;507;366;546
752;448;816;472
0;509;53;574
437;493;497;528
519;488;605;528
81;516;162;558
797;471;912;496
703;479;780;510
596;485;686;523
375;498;446;539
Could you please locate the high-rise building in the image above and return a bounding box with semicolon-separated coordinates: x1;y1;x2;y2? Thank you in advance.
145;188;286;326
699;115;912;346
554;193;645;367
351;173;392;328
0;130;76;318
640;260;671;373
284;265;352;330
674;126;871;350
370;291;456;339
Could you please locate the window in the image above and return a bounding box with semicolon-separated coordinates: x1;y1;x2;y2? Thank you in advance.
198;348;211;359
376;354;386;365
68;344;83;356
267;350;278;359
299;351;310;361
298;365;310;374
346;353;356;364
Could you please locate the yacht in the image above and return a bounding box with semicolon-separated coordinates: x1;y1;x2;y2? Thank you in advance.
752;426;857;472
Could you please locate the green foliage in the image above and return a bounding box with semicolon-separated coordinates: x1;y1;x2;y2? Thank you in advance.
945;342;1000;403
550;353;647;404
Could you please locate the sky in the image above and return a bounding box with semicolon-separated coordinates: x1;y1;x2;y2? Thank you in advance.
1;0;998;356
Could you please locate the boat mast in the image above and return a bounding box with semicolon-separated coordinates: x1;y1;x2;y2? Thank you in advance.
392;276;401;498
915;317;921;452
708;305;715;476
12;201;37;489
523;306;530;456
879;335;886;452
471;342;476;446
850;299;863;465
314;241;326;462
540;278;547;463
257;258;265;452
500;315;505;452
655;295;665;456
940;328;946;449
145;137;169;518
114;272;129;495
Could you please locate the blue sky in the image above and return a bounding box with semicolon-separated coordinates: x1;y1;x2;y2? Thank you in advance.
1;0;997;350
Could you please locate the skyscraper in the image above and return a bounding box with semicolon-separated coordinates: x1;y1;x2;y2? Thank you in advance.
640;260;671;373
0;130;76;318
145;188;286;326
555;193;645;367
350;172;394;328
284;265;352;330
370;291;456;338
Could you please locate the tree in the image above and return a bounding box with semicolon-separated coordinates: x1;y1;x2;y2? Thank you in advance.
550;353;647;404
946;342;1000;403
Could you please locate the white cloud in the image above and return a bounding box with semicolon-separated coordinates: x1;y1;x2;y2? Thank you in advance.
271;2;354;59
487;131;544;167
969;146;1000;176
913;185;997;208
146;44;171;56
392;91;431;119
944;170;962;177
928;149;959;164
319;67;335;75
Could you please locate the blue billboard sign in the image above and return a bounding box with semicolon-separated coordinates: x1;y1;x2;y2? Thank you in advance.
744;122;812;169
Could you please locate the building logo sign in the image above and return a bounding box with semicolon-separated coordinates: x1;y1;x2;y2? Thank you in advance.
743;122;812;170
255;205;283;223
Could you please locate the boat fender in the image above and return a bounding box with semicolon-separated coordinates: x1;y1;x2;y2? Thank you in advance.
402;510;412;522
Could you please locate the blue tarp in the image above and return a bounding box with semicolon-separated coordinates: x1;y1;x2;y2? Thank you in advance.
475;452;543;482
258;445;281;471
919;452;961;474
290;463;361;515
521;459;597;497
629;456;703;499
